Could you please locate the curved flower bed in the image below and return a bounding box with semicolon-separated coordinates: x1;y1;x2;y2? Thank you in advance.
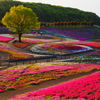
75;50;100;60
0;46;33;60
87;50;100;56
0;63;100;93
73;40;100;48
30;43;93;55
41;27;100;40
0;36;14;42
22;37;60;44
12;41;32;48
23;34;61;39
9;71;100;100
0;28;15;34
12;36;61;48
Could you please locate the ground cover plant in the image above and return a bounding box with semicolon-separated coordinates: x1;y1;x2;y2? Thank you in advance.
22;34;61;39
0;28;15;34
0;45;33;60
71;40;100;48
9;71;100;100
22;37;60;44
41;27;100;41
28;29;69;38
12;41;32;48
0;34;14;42
0;34;14;38
12;37;61;48
30;28;100;55
0;26;100;100
0;36;14;42
75;50;100;60
30;42;93;55
39;28;100;48
0;63;100;93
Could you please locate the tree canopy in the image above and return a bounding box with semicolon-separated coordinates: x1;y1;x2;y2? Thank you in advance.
2;5;39;42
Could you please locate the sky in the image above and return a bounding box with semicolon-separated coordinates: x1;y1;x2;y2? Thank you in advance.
17;0;100;17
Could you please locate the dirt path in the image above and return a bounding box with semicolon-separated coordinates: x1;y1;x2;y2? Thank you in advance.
0;52;9;60
0;37;62;58
0;70;98;100
0;41;98;68
0;34;99;62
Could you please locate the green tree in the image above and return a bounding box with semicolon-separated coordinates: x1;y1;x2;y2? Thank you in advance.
2;5;39;42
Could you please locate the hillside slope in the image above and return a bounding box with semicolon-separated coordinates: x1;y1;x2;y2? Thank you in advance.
0;1;100;25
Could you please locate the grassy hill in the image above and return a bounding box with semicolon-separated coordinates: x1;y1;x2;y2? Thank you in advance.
0;1;100;25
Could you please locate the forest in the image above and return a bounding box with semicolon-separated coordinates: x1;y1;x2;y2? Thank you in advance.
0;0;100;25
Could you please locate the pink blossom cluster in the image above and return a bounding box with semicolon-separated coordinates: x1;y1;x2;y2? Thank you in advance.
75;40;100;48
0;45;33;60
23;34;60;39
41;43;92;55
0;63;100;92
51;44;83;50
22;38;60;43
0;36;14;42
42;41;100;50
9;71;100;100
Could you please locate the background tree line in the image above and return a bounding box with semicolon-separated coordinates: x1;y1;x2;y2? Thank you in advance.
0;0;100;26
40;21;93;27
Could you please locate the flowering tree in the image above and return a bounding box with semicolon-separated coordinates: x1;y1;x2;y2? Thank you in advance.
2;5;39;42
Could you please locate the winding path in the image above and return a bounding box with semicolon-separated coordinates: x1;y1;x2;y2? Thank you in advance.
0;37;99;68
0;34;100;99
0;70;98;100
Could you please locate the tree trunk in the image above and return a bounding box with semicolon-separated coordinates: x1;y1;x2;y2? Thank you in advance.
18;33;22;42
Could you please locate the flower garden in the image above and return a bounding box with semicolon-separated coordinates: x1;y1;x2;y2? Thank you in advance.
9;71;100;100
0;34;14;42
30;42;93;55
22;34;61;39
0;36;14;42
0;63;100;93
70;40;100;48
41;27;100;40
75;50;100;61
0;45;33;60
0;27;100;100
12;41;32;48
12;37;61;48
22;37;60;44
0;28;15;34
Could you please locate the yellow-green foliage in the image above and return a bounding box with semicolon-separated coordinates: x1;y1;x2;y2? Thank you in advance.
2;5;39;33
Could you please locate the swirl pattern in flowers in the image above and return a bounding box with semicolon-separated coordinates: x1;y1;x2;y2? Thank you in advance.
30;43;93;55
